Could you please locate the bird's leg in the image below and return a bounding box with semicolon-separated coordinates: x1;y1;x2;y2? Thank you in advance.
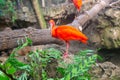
63;41;69;58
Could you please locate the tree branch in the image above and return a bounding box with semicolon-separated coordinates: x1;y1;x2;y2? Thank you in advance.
70;0;112;31
0;28;63;50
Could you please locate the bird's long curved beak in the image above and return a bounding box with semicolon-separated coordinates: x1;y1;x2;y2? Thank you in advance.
49;23;53;35
50;23;53;29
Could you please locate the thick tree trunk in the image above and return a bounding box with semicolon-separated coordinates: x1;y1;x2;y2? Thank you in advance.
0;28;63;50
0;0;112;50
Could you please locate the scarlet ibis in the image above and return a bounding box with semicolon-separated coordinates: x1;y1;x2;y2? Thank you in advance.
49;20;88;58
72;0;82;11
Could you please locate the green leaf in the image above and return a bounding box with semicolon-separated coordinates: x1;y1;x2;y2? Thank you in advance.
4;62;11;69
79;50;94;56
17;72;28;80
18;65;31;72
0;63;3;68
42;69;47;80
97;55;103;61
57;67;65;76
71;67;77;76
47;48;61;59
26;37;32;45
0;70;9;80
47;78;54;80
0;0;5;5
6;55;31;72
64;73;70;80
6;66;16;75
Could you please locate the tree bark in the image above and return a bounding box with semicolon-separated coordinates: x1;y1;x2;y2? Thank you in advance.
0;28;63;50
0;0;113;50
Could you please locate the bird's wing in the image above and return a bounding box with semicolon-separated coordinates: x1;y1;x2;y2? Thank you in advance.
55;26;84;41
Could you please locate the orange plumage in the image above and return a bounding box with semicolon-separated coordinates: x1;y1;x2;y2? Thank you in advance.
49;20;88;58
72;0;82;11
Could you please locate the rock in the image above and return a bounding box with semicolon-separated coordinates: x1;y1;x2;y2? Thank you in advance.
90;62;120;80
0;57;8;64
101;27;120;49
17;6;37;23
105;8;120;26
91;7;120;49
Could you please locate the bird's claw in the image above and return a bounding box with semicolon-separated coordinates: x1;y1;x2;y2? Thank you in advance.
63;52;69;58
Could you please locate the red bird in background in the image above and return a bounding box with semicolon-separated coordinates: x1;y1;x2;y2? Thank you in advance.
72;0;82;11
49;20;88;58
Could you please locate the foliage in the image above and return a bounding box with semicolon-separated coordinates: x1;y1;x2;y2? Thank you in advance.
0;37;32;80
0;37;99;80
58;50;98;80
27;48;61;80
0;70;9;80
0;0;16;22
0;37;61;80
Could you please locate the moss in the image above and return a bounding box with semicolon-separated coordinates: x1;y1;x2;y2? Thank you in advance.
105;8;120;26
97;16;111;28
101;27;120;49
96;8;120;49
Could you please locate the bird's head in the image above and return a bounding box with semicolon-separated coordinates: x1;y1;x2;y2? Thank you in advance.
49;20;55;28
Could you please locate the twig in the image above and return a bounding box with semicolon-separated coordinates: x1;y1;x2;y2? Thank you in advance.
109;0;120;6
42;0;45;7
109;0;120;8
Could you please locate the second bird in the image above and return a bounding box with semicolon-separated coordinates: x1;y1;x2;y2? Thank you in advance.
72;0;82;11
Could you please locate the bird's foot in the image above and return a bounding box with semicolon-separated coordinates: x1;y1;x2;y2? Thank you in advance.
63;52;69;59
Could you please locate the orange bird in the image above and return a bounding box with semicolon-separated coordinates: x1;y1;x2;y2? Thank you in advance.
49;20;88;58
72;0;82;11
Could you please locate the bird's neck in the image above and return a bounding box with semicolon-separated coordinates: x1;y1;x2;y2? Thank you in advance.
50;24;56;37
50;24;55;30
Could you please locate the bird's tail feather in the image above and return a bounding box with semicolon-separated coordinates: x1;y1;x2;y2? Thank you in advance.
81;39;87;44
